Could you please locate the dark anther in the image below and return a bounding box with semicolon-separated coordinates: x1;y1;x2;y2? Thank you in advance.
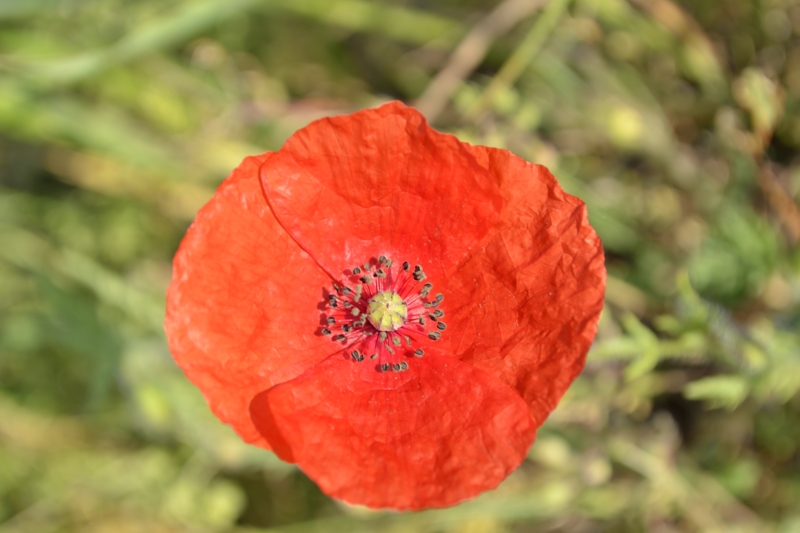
392;363;402;372
435;293;444;301
419;317;426;325
433;309;444;318
351;307;361;317
321;328;331;335
437;322;447;331
352;267;362;275
414;348;424;357
384;258;393;267
399;361;408;371
333;283;341;293
351;350;364;362
413;271;427;281
420;282;433;297
342;324;352;333
374;269;386;278
414;265;422;272
428;313;438;322
370;353;378;360
343;301;352;308
360;275;372;284
402;261;410;271
342;287;352;296
326;317;335;325
427;331;441;341
381;363;390;372
334;334;346;341
378;255;387;264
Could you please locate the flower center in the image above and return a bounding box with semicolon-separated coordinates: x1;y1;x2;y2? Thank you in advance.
318;255;446;373
367;291;407;331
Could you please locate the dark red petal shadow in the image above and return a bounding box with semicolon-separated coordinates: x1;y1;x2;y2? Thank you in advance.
442;147;606;426
259;102;503;280
250;352;536;510
165;154;334;456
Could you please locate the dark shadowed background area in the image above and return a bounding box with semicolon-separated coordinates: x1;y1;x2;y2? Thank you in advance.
1;0;800;531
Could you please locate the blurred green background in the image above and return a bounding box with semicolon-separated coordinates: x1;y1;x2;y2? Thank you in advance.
1;0;800;531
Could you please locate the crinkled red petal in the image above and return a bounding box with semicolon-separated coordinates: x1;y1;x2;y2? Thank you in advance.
259;101;503;280
165;154;333;457
441;146;606;425
250;351;536;510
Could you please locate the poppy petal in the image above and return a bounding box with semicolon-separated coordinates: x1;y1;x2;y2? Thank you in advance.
250;351;536;510
442;147;606;425
165;154;334;457
259;102;503;280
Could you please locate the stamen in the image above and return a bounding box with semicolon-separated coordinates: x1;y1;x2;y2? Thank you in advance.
414;348;424;357
402;261;410;271
327;317;335;325
321;328;331;335
380;363;390;372
352;266;362;275
427;331;441;341
334;334;346;341
437;322;447;331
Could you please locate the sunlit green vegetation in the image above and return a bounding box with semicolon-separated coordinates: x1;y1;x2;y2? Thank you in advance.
1;0;800;531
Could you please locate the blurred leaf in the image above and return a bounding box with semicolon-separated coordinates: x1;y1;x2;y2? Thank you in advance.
733;67;785;145
684;375;750;410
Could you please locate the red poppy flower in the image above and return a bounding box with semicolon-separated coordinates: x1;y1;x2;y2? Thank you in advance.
165;102;605;510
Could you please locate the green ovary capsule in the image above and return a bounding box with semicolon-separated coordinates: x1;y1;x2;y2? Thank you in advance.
366;291;407;331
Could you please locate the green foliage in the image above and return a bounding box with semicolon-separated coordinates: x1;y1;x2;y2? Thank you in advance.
1;0;800;531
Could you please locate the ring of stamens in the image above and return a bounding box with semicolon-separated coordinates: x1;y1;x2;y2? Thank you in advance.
319;255;446;373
